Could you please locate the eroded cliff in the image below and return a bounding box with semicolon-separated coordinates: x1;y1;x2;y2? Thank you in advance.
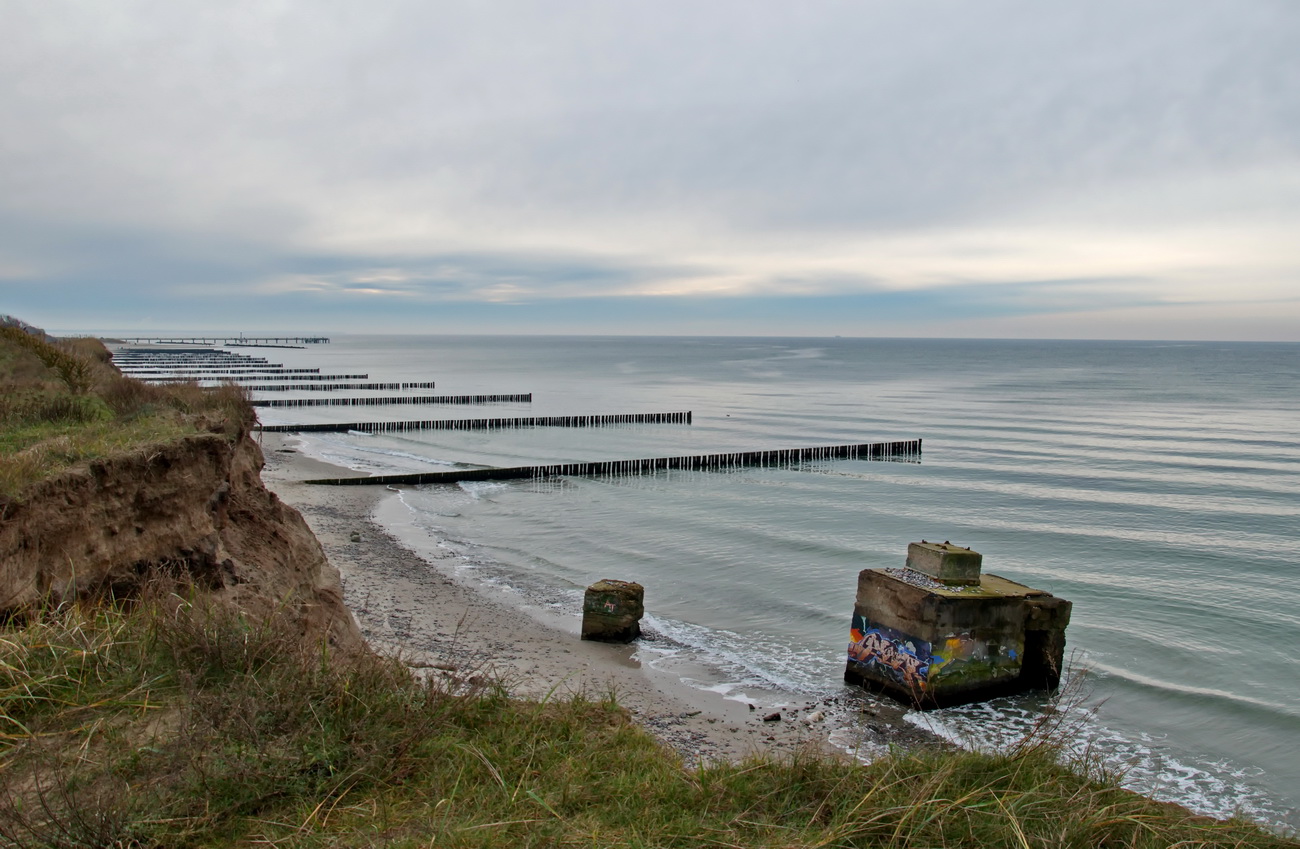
0;427;365;656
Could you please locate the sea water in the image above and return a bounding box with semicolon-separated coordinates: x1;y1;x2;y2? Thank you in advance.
250;335;1299;830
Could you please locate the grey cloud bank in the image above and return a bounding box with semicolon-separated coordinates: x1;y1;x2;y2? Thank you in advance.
2;0;1298;339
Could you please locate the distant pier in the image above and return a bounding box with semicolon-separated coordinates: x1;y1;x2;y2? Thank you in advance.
119;336;330;345
258;411;692;434
304;439;922;485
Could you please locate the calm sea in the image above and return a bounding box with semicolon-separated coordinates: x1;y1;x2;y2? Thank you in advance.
249;335;1299;829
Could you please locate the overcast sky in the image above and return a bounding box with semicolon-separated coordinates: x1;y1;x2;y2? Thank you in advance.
3;1;1298;339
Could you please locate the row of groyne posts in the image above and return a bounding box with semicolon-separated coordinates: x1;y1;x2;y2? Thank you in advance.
109;342;922;484
113;347;449;397
304;440;923;486
259;411;694;433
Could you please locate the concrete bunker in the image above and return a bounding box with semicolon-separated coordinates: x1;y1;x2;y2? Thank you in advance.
845;542;1071;709
581;579;645;643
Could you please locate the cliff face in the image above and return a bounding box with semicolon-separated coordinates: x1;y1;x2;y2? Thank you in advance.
0;429;365;655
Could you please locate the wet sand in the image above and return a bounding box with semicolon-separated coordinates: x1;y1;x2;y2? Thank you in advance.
258;431;941;764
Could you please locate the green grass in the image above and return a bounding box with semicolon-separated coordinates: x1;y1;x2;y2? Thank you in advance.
1;597;1292;848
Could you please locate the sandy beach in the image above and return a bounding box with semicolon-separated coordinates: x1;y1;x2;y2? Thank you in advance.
258;431;941;764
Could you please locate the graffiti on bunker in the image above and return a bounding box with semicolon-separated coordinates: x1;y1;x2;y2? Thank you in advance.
848;614;932;690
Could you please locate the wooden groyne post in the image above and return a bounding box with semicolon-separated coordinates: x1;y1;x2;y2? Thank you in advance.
303;439;921;485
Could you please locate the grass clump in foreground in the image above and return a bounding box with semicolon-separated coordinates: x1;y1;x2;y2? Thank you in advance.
1;596;1293;848
0;325;253;501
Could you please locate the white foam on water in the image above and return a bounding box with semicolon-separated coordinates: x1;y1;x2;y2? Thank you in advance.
286;433;458;475
904;689;1297;831
285;437;377;475
345;444;459;469
686;679;764;704
638;612;826;696
458;480;512;499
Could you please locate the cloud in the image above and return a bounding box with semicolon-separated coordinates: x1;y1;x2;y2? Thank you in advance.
2;1;1298;338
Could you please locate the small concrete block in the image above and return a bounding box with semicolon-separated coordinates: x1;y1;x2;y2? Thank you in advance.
906;541;982;586
581;579;645;643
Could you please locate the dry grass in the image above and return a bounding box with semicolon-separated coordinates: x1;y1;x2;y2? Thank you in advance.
0;596;1292;848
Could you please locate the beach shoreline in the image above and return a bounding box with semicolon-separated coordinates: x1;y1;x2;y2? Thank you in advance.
257;430;943;764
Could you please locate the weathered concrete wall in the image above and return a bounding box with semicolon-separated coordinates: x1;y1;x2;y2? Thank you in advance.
1021;593;1073;690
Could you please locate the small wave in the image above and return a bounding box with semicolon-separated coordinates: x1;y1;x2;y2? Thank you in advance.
1087;660;1298;717
348;445;459;468
639;612;829;695
292;433;460;474
458;480;512;499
